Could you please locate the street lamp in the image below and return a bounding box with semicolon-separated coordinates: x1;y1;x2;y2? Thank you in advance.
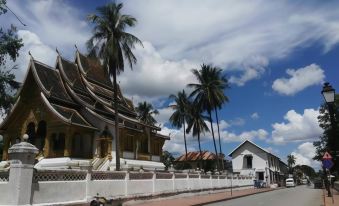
321;82;336;197
322;82;335;104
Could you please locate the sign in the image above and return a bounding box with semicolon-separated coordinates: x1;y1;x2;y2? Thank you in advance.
323;159;334;169
323;152;333;160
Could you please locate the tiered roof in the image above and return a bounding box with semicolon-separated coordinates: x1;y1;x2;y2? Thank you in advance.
0;50;168;139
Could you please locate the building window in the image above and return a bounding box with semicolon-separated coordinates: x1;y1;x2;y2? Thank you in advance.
140;137;148;153
52;133;65;152
36;121;47;151
124;135;134;152
26;122;36;144
246;156;253;169
153;141;160;155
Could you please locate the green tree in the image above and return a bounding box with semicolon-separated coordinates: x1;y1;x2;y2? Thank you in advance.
0;0;23;116
87;2;142;170
188;64;228;171
313;94;339;173
162;150;175;170
186;101;210;171
287;154;296;173
135;101;159;125
169;90;190;163
294;165;317;180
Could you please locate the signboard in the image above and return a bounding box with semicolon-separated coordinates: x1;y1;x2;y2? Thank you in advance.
323;159;334;169
323;152;333;160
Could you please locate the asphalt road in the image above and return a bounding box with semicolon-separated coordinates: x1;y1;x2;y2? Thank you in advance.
205;185;323;206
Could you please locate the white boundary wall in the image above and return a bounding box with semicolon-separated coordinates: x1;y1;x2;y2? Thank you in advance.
0;169;254;205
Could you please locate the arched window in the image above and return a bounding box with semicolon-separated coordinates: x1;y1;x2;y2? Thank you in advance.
36;121;47;150
26;122;36;144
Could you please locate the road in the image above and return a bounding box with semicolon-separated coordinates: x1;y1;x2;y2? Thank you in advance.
205;185;323;206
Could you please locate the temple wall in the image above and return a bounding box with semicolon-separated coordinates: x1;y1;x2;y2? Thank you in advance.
0;167;254;205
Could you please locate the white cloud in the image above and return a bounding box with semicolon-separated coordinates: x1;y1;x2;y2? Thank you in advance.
270;109;323;144
272;64;325;96
229;118;245;126
8;30;57;81
4;0;339;102
123;0;339;88
291;142;321;169
119;42;197;101
3;0;91;81
251;112;260;119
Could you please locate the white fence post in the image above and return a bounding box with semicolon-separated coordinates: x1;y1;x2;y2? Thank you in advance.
171;172;175;191
152;171;156;194
125;171;129;196
8;140;38;205
80;162;92;201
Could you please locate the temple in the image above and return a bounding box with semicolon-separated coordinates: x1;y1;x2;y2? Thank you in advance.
0;49;169;170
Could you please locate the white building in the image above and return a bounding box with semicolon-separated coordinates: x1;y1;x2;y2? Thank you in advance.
229;140;287;185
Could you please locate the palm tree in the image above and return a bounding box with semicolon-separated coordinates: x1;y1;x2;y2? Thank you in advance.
287;154;296;173
188;64;228;171
209;67;229;171
169;90;190;163
186;102;210;172
87;2;143;170
135;101;159;125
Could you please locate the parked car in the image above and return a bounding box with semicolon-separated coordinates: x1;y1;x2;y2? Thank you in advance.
313;178;323;189
286;178;295;187
301;179;308;185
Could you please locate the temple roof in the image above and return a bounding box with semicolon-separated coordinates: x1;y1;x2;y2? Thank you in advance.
0;50;168;140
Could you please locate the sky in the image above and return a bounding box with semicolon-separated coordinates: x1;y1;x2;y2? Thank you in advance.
2;0;339;170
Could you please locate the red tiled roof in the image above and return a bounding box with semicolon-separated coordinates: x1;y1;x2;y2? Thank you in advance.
175;151;218;162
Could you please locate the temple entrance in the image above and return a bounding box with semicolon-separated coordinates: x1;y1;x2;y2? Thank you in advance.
97;126;112;158
26;120;46;151
100;139;108;157
72;133;93;158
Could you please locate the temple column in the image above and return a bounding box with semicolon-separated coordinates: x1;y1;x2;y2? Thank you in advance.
63;127;72;157
2;135;10;160
43;134;50;157
146;127;151;153
64;135;72;157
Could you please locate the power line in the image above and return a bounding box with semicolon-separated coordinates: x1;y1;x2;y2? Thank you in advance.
4;4;26;26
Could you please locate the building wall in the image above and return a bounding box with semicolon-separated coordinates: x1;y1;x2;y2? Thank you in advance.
231;142;268;172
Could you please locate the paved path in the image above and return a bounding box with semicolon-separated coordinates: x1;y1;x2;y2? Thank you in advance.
206;185;323;206
324;187;339;206
124;187;275;206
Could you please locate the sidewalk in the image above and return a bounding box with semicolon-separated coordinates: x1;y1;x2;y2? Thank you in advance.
323;188;339;206
124;187;276;206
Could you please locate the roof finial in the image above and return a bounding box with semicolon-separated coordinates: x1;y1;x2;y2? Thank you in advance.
56;47;60;54
74;44;78;50
28;51;34;60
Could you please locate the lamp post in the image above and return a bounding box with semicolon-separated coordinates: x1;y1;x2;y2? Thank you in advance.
321;82;338;156
321;82;336;197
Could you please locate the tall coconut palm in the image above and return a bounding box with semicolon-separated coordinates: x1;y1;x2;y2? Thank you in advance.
287;154;296;172
186;102;210;172
188;64;228;171
169;90;190;163
87;2;143;170
211;68;229;171
135;101;159;125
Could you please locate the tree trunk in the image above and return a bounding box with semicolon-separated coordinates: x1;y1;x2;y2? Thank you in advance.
198;132;203;172
113;69;120;171
209;111;219;171
215;107;224;171
183;118;188;164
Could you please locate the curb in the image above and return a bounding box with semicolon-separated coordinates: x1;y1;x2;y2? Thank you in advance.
192;188;284;206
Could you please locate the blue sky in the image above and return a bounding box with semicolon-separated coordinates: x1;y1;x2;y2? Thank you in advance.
2;0;339;170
